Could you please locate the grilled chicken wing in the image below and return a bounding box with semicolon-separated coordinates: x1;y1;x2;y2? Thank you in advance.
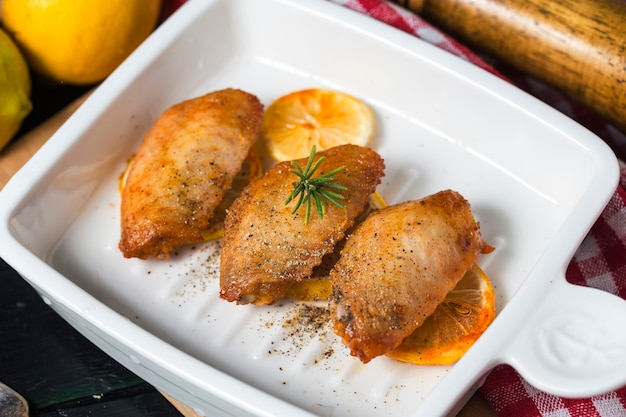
119;89;263;259
330;189;492;363
220;144;385;305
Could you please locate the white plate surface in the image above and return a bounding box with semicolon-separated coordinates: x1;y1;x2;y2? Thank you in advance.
1;0;624;416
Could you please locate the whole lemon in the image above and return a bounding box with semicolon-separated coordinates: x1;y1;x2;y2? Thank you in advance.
1;0;161;85
0;27;32;151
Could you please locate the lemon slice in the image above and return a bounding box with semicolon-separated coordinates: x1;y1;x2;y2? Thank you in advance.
369;191;387;210
386;264;496;365
119;155;135;194
261;88;374;161
286;278;332;302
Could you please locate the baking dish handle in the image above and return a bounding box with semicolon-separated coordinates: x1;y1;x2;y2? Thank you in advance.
503;276;626;398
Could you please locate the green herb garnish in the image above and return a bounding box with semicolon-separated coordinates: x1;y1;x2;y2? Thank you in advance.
285;145;347;224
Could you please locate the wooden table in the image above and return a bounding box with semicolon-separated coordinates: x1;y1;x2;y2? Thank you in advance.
0;94;495;417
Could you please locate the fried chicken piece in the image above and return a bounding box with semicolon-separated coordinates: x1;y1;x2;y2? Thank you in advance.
330;190;493;363
119;89;263;259
220;144;385;305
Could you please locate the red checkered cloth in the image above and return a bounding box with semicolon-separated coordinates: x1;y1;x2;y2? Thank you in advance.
162;0;626;414
327;0;626;416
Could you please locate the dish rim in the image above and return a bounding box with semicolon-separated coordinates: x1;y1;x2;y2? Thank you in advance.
0;0;621;416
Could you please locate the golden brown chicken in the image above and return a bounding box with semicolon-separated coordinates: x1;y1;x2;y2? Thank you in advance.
329;189;493;363
119;88;263;259
220;144;385;305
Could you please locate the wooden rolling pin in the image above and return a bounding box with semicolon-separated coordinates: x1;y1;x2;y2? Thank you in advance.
392;0;626;133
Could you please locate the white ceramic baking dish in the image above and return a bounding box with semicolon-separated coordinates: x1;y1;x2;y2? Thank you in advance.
1;0;625;416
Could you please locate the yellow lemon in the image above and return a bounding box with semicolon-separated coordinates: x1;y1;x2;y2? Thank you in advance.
261;88;374;161
1;0;161;85
0;28;31;151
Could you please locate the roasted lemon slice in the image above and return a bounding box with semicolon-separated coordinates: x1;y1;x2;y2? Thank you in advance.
261;88;374;162
118;155;135;194
387;263;496;365
286;278;332;302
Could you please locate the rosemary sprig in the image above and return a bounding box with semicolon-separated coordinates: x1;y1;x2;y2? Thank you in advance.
285;145;347;224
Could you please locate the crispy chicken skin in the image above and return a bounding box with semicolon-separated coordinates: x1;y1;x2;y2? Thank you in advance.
330;190;492;363
220;144;385;305
119;89;263;259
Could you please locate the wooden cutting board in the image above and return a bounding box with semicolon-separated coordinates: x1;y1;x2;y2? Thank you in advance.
0;94;494;417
